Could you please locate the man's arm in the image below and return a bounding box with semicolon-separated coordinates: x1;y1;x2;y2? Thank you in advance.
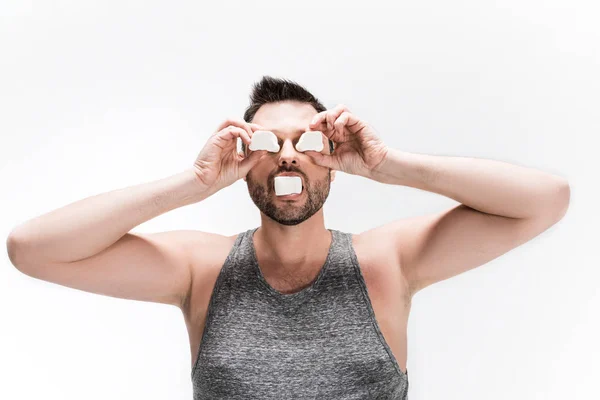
371;149;570;296
6;169;210;309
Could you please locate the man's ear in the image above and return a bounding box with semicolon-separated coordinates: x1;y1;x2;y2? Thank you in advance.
242;143;248;182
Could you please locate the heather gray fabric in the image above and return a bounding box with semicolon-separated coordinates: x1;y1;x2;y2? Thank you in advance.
191;227;409;399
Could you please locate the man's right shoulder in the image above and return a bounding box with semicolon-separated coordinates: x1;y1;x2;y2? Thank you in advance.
174;229;241;266
169;229;242;310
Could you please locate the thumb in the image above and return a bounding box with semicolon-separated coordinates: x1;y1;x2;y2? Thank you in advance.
305;151;335;169
239;150;268;176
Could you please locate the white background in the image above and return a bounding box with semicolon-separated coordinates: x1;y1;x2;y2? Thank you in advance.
1;1;597;399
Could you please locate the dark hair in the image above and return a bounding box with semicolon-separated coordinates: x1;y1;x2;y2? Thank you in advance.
241;75;334;154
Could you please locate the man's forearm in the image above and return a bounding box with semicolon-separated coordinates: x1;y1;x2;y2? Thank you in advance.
370;148;570;219
7;168;209;267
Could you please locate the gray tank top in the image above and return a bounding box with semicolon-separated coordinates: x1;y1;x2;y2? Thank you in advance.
191;227;409;399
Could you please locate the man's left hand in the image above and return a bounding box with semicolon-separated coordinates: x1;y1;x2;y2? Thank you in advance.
305;104;389;179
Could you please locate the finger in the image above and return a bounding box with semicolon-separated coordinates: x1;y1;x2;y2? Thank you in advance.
221;126;251;146
309;111;327;130
304;150;336;169
331;112;348;143
215;118;254;139
332;111;360;142
336;111;365;135
216;126;251;147
249;123;266;133
309;104;349;132
326;104;349;133
239;149;268;176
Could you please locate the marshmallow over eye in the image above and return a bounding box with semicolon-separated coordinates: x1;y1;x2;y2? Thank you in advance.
249;130;280;152
295;131;324;152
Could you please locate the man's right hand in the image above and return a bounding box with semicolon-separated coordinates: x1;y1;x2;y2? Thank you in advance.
191;118;268;195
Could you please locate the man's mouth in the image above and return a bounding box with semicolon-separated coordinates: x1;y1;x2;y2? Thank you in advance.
273;175;303;196
275;191;304;200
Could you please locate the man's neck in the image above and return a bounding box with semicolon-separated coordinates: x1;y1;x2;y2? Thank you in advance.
253;223;332;276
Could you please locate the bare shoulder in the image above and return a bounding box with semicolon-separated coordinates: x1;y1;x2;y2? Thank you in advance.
351;223;402;267
350;224;411;302
180;230;240;313
185;230;239;272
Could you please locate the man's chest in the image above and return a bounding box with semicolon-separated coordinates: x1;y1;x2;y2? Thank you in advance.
184;230;412;373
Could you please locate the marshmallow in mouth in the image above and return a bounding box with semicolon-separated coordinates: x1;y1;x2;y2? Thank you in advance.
274;176;303;196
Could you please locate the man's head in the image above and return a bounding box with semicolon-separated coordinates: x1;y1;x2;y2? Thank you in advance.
242;76;336;226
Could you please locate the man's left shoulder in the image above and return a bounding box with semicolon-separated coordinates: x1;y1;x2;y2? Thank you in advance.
347;223;399;250
346;225;403;271
346;225;412;302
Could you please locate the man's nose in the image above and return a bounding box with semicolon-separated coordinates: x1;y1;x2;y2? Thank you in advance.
277;139;300;166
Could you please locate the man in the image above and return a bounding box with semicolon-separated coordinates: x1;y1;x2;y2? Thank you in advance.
6;76;570;399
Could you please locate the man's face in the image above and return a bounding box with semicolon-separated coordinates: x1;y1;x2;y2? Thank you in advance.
244;101;335;226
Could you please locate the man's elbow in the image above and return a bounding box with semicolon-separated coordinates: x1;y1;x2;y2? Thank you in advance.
6;230;33;272
540;179;570;223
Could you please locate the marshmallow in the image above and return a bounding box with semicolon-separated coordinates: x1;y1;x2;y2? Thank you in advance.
249;130;280;152
295;131;324;152
274;176;302;196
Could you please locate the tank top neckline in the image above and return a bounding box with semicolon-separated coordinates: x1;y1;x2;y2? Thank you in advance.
247;226;338;303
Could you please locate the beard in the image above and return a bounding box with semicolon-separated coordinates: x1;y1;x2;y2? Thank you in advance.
246;169;331;226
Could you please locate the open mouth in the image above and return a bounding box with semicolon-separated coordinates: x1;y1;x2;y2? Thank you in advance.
275;190;304;200
273;175;304;198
